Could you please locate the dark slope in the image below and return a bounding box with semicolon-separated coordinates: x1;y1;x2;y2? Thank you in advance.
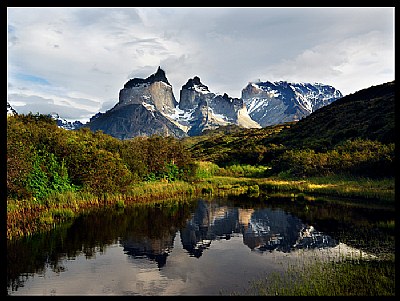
268;80;395;150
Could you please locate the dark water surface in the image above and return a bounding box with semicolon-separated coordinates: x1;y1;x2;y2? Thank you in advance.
7;194;394;295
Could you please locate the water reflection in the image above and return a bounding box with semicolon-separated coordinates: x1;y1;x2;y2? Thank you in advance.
7;195;393;295
180;200;337;256
119;198;338;271
121;233;175;269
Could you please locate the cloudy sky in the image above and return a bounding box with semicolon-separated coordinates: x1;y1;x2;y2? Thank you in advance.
7;7;394;122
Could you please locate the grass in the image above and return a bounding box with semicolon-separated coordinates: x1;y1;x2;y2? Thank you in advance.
194;174;394;204
256;174;395;204
239;257;395;296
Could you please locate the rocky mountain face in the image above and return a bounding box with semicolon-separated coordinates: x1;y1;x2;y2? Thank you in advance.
171;76;260;136
85;68;260;139
86;67;187;139
242;81;343;127
119;66;177;115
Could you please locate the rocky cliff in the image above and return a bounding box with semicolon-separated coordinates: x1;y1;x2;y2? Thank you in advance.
119;66;177;115
169;76;260;136
85;67;187;139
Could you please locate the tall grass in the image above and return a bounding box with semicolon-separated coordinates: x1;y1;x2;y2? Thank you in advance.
194;161;220;178
7;180;201;239
242;258;395;296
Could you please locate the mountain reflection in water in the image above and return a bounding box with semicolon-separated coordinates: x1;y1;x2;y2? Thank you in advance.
121;199;337;268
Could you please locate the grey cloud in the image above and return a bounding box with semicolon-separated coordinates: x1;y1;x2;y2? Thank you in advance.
8;93;98;120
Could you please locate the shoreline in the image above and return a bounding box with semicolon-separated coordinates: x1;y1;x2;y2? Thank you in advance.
7;175;394;240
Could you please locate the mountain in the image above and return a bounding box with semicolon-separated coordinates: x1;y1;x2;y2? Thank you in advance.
49;113;84;130
10;68;343;140
241;81;343;127
85;68;260;139
7;102;83;130
169;76;260;136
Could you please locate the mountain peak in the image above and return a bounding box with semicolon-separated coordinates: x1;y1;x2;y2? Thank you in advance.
182;76;210;92
124;66;170;89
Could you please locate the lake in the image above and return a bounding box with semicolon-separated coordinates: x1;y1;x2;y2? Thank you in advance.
7;193;394;295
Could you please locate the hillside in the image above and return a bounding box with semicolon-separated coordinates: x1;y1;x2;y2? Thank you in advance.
269;80;395;151
186;81;395;169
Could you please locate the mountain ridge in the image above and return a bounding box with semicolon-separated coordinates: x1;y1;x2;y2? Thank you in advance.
8;67;345;138
84;68;263;139
82;67;341;139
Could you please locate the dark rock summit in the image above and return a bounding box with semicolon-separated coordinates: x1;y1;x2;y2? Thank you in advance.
7;102;17;116
176;76;261;135
85;67;186;139
123;66;170;89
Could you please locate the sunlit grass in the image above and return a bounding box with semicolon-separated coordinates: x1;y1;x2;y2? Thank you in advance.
255;174;394;204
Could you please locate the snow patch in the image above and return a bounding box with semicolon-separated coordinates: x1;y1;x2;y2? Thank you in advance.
194;84;210;94
142;101;155;112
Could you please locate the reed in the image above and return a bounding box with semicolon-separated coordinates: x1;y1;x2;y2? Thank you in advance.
243;257;395;296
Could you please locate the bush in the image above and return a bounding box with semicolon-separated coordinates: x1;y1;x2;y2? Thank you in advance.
78;149;133;195
25;149;76;202
272;139;394;178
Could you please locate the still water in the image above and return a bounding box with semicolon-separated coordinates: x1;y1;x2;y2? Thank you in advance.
7;194;393;295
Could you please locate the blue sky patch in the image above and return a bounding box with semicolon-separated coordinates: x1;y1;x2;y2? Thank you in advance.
16;73;50;85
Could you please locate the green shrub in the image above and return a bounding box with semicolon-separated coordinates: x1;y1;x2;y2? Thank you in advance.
25;149;76;202
217;164;270;178
247;184;260;196
195;161;220;179
115;199;126;209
